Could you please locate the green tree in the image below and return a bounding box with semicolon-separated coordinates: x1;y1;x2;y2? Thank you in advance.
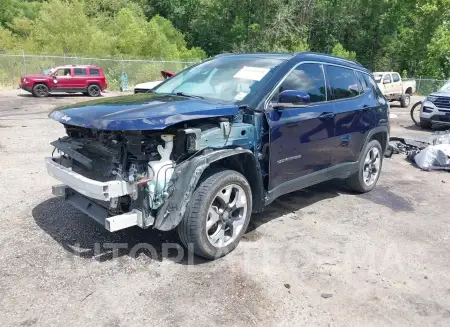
331;43;356;60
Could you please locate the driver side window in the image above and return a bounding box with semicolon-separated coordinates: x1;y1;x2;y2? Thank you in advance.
271;63;327;103
54;68;71;77
383;74;392;84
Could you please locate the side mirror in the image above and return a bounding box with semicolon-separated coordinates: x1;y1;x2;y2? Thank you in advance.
383;79;390;84
272;90;311;109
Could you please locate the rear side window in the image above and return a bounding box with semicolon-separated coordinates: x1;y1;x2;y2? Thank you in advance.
364;74;384;99
89;68;101;76
275;63;326;103
392;73;400;82
356;71;369;94
326;66;361;100
74;68;87;76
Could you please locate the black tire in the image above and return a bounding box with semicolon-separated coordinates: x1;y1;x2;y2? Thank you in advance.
177;169;253;260
410;101;422;126
82;92;89;96
346;139;383;193
32;83;49;97
87;84;101;97
400;94;411;108
420;118;431;129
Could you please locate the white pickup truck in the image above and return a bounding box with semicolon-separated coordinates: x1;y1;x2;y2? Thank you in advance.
374;72;416;108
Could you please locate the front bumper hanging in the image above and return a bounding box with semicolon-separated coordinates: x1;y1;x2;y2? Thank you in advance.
46;157;145;232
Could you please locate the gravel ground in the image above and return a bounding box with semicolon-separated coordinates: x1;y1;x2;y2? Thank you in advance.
0;91;449;327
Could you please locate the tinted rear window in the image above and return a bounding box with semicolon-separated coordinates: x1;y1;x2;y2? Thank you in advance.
356;71;369;94
74;68;87;76
326;66;361;100
89;68;101;76
364;74;384;99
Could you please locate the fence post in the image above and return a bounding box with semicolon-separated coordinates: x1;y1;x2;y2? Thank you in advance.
22;49;27;75
417;77;422;95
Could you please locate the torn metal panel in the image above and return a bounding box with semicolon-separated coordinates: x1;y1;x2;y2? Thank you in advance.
51;137;93;169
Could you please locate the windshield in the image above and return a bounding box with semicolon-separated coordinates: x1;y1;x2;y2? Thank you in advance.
373;74;382;83
41;68;53;76
153;56;285;103
439;80;450;92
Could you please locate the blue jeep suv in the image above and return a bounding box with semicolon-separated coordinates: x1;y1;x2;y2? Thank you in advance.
46;52;389;259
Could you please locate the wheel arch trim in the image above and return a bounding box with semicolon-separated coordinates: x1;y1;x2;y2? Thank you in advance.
153;148;264;231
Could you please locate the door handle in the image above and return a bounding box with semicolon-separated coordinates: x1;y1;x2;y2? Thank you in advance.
318;112;335;120
286;122;298;128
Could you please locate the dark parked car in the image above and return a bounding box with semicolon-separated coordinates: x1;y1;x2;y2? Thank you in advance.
45;52;389;259
19;65;108;97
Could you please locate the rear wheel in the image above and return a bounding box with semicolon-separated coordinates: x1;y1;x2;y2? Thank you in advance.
400;94;411;108
177;169;252;260
32;84;49;97
346;140;383;193
87;84;101;97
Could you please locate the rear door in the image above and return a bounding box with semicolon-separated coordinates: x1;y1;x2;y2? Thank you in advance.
326;65;376;168
266;62;336;189
88;67;106;89
72;67;88;89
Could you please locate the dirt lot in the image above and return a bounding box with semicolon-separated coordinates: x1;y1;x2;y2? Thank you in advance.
0;90;449;327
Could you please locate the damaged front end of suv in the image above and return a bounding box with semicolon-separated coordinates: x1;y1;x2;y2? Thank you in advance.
45;54;292;259
47;93;264;231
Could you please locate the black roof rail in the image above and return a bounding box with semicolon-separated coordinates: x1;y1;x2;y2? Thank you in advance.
214;52;236;57
294;51;363;67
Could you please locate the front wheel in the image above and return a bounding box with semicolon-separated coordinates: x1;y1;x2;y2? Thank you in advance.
32;83;49;97
346;140;383;193
177;169;252;260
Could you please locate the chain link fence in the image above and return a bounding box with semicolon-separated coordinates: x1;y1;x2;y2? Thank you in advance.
0;53;198;91
415;78;448;96
1;53;449;94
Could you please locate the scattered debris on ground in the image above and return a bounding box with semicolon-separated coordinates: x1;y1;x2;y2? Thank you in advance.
385;131;450;171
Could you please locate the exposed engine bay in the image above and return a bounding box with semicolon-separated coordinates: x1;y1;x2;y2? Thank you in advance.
47;117;256;232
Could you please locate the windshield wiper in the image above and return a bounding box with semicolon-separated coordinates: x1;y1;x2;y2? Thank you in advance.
175;92;204;99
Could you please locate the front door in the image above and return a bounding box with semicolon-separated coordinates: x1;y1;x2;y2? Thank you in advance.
266;63;335;190
391;72;402;96
382;73;393;99
52;67;75;91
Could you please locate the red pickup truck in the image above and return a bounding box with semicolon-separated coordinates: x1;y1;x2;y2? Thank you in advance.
19;65;108;97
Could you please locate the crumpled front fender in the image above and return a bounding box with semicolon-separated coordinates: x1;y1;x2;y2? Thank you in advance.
153;148;254;231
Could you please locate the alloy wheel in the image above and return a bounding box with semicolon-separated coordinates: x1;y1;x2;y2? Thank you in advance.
35;85;47;96
363;147;381;186
206;184;248;248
